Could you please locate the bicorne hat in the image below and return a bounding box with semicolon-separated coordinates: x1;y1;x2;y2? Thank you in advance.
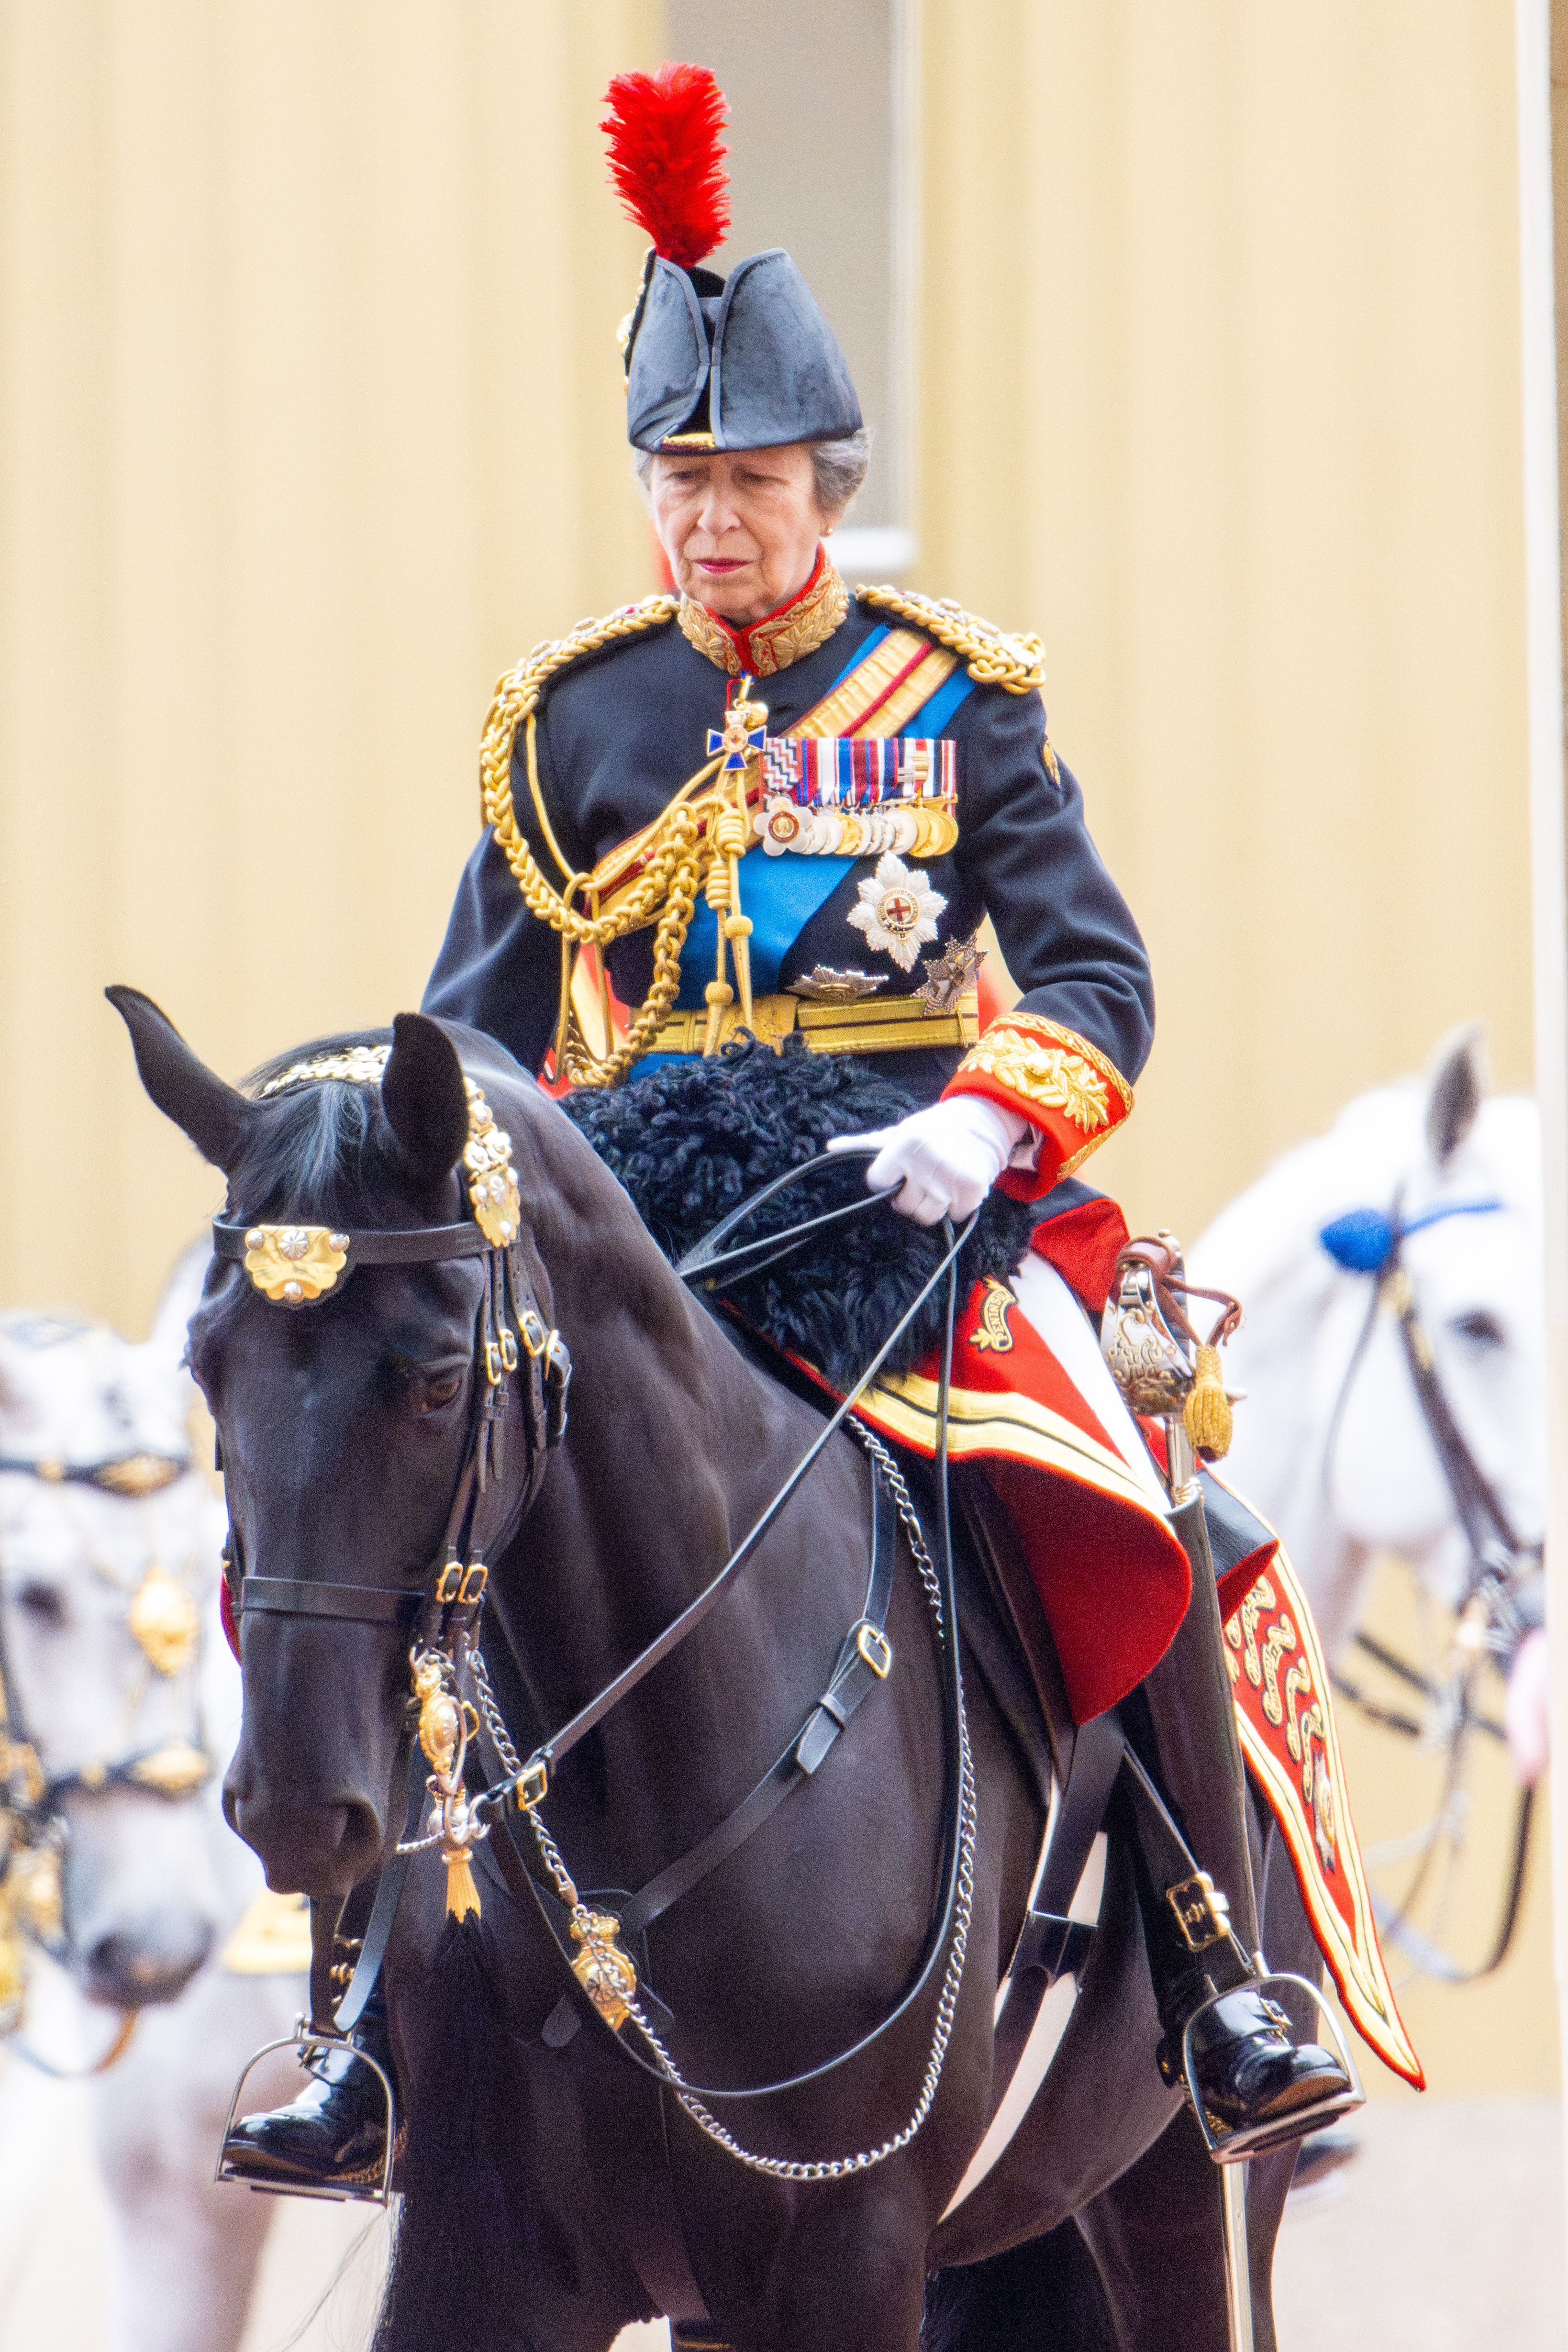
602;65;863;455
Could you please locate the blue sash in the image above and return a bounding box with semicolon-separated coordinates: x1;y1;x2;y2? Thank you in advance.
675;632;975;1007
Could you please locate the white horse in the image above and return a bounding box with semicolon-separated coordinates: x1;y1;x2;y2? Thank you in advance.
0;1260;312;2352
1188;1024;1547;1802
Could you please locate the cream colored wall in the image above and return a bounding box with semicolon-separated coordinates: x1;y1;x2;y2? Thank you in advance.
0;0;659;1335
919;1;1534;1245
6;4;1529;1305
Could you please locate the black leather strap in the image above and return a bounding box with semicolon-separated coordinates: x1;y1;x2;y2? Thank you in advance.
615;1464;898;1938
518;1464;898;2050
674;1145;893;1289
988;1709;1125;2100
492;1217;974;1802
309;1893;346;2036
239;1576;424;1628
213;1216;492;1269
1009;1910;1095;1983
334;1738;429;2034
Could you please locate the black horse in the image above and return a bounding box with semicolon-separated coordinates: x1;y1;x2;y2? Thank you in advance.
113;990;1312;2352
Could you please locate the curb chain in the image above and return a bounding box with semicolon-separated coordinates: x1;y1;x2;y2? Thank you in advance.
499;1435;978;2181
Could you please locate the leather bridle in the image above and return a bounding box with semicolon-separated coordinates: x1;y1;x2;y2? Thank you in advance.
1322;1193;1538;1634
0;1444;211;2076
208;1065;574;2035
217;1211;571;1662
0;1446;213;1813
224;1106;979;2156
1321;1192;1541;1980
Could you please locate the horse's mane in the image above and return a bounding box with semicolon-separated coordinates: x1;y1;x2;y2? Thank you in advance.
226;1028;400;1224
563;1035;1037;1387
212;1023;1034;1387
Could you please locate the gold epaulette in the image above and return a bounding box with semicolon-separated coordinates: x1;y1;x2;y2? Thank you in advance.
478;594;679;824
855;585;1046;696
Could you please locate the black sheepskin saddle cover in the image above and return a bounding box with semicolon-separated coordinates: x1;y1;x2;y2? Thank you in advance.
563;1036;1036;1389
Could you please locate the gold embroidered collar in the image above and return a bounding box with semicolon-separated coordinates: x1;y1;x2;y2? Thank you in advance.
678;548;848;678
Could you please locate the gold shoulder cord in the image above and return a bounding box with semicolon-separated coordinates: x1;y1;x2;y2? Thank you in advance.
478;596;716;1088
479;590;1049;1089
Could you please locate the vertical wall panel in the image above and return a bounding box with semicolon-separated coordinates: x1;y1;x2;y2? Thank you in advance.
0;0;659;1332
0;4;115;1303
919;0;1533;1246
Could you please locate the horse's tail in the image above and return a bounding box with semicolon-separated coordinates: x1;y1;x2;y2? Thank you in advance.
370;1916;561;2352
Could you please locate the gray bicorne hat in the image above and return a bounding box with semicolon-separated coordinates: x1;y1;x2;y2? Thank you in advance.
623;247;863;454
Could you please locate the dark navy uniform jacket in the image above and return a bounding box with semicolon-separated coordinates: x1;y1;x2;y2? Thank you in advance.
423;593;1154;1106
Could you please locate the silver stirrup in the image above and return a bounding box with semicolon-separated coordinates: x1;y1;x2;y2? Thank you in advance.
214;2023;395;2206
1181;1971;1364;2167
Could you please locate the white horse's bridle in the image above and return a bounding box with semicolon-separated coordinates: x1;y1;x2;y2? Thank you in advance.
1318;1190;1542;1982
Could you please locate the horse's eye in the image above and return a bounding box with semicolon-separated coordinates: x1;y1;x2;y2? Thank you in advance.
1452;1310;1506;1349
14;1580;65;1624
420;1373;464;1414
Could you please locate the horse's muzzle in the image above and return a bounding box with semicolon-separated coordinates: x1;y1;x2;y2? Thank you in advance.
82;1912;214;2008
223;1785;385;1901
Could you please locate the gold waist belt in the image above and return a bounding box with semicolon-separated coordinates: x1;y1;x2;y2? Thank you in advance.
649;987;980;1059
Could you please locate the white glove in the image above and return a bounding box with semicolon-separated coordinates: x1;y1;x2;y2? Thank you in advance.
827;1095;1039;1227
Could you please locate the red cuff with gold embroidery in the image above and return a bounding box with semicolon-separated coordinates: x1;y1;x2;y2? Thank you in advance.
941;1011;1134;1200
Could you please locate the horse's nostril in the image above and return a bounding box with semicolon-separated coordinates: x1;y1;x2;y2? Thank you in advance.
84;1917;214;2010
233;1798;385;1900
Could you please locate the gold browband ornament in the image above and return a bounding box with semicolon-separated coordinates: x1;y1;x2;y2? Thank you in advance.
242;1048;521;1301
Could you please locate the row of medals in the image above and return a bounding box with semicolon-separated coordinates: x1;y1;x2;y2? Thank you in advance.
754;794;959;860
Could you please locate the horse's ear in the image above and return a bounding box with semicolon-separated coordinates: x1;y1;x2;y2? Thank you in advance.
107;987;256;1173
1424;1021;1488;1165
380;1013;471;1188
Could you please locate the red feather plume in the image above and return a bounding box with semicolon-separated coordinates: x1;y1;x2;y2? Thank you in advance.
601;63;730;271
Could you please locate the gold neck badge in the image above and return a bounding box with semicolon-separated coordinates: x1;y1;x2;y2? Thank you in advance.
678;551;848;678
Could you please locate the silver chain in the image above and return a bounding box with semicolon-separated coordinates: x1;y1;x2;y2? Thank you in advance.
844;1416;945;1636
470;1646;523;1779
513;1419;979;2181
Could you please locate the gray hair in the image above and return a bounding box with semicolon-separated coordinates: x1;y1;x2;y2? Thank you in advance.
634;428;871;521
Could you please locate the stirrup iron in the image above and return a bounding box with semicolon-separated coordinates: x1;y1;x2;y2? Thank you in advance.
1179;1972;1363;2165
214;2022;396;2205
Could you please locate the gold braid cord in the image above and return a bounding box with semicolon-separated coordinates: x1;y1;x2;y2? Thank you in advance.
478;595;700;1088
478;587;1046;1087
855;586;1046;696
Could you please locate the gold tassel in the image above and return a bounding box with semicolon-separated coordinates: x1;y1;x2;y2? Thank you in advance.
444;1846;481;1922
1183;1343;1233;1460
702;977;733;1057
716;790;755;1028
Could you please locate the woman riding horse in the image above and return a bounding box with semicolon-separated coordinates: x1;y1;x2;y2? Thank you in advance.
227;62;1352;2197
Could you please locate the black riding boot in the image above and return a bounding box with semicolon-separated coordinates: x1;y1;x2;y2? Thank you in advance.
222;1987;396;2194
1126;1491;1356;2153
222;1881;399;2196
